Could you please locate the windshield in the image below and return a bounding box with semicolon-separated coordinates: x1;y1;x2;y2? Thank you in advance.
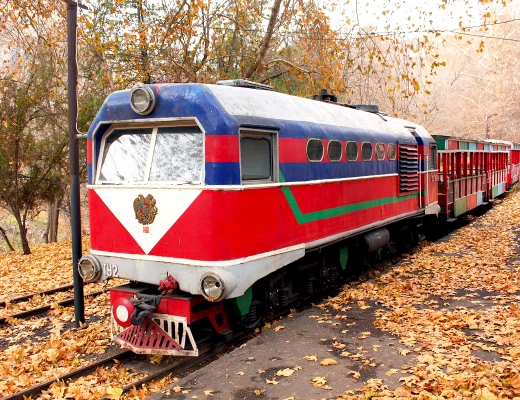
150;126;203;182
97;125;203;184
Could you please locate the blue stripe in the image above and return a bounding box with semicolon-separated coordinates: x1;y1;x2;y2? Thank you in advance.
280;161;398;182
88;85;237;140
88;164;93;185
205;162;240;185
235;115;415;143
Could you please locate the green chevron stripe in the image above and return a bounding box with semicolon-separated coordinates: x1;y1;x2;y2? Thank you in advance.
280;172;420;224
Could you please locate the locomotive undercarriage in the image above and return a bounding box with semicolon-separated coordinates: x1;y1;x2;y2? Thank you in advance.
109;220;425;356
229;219;424;330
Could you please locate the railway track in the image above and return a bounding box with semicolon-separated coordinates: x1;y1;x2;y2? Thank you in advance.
1;332;251;400
0;284;75;308
1;349;133;400
0;288;106;326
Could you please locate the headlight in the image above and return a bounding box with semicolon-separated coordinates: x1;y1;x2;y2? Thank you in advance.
201;273;226;302
78;255;102;282
130;84;156;115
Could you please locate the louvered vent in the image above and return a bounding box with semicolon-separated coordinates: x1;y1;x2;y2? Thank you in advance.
399;144;419;193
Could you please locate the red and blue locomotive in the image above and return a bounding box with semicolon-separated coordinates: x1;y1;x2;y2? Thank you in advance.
78;80;510;355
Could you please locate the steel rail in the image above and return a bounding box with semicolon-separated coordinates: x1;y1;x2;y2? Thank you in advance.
98;332;252;400
1;349;133;400
0;289;106;326
0;284;75;308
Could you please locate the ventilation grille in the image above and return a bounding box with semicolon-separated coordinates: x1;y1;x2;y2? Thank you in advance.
399;144;419;193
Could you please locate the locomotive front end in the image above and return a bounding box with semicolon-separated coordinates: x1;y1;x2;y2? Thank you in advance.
81;84;240;356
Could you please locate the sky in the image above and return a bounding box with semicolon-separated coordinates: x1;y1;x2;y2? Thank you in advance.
330;0;494;36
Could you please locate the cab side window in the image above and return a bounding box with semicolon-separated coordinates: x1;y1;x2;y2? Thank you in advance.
240;131;276;182
430;145;438;170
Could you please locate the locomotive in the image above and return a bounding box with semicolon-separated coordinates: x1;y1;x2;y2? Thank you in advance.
78;80;515;356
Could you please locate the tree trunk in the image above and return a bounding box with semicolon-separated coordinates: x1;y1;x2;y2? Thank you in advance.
0;226;15;252
20;226;30;255
245;0;282;79
47;197;60;243
136;0;151;83
14;215;31;255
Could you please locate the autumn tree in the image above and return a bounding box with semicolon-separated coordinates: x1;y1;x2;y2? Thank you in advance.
0;0;69;253
79;0;346;95
419;1;519;139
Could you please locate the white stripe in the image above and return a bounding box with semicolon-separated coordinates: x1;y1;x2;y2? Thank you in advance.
88;173;399;191
92;243;306;267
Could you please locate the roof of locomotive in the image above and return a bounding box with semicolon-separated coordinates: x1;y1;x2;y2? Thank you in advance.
385;116;436;145
89;83;425;145
206;84;420;142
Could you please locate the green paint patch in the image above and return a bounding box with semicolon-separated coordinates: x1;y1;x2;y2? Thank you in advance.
454;197;467;217
340;247;348;270
280;172;419;225
226;286;252;316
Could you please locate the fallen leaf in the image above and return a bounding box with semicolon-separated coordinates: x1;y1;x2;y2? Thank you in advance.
397;348;411;356
105;387;123;400
310;376;332;390
310;376;327;386
320;358;338;366
385;368;400;376
150;355;163;364
509;374;520;389
276;368;294;377
347;370;361;379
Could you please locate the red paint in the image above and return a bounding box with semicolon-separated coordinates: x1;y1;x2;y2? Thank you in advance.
279;138;311;163
205;135;239;162
89;190;145;255
448;140;458;150
149;188;419;260
420;172;439;206
90;176;421;260
117;319;184;351
290;176;398;213
110;286;229;332
111;296;135;328
322;139;331;162
467;193;477;210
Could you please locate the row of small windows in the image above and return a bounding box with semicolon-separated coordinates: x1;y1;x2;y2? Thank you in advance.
307;139;397;162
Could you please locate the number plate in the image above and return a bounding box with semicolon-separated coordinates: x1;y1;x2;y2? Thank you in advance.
103;263;119;277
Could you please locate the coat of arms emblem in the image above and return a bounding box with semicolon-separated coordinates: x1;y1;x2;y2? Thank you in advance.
133;194;158;225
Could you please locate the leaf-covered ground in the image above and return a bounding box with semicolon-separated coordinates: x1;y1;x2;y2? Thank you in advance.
0;238;177;399
330;189;520;398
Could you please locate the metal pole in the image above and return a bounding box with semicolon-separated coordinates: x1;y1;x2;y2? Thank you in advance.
66;0;85;326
